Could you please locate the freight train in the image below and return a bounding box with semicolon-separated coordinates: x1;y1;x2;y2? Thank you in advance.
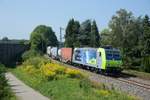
47;46;122;73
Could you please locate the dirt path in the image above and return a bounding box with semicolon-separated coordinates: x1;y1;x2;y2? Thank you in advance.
6;72;49;100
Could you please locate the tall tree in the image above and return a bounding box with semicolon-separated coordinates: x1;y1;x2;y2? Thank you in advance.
142;15;150;56
65;19;80;47
73;21;80;47
100;28;112;46
30;32;44;52
30;25;58;53
65;19;74;47
125;17;143;66
109;9;134;48
141;15;150;72
65;19;101;47
109;9;143;66
79;20;91;47
90;20;100;47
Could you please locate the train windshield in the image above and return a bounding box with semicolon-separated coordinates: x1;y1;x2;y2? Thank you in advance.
113;51;121;60
105;49;121;60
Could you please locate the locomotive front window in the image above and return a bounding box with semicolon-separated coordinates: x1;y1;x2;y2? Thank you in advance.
113;51;121;60
106;50;113;60
105;49;122;60
106;50;121;60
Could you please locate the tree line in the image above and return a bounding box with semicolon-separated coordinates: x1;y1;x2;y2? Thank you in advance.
65;19;100;47
28;9;150;72
101;9;150;72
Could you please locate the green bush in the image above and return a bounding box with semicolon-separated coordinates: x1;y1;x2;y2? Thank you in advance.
65;68;83;78
22;49;42;61
0;63;6;73
142;56;150;73
0;63;13;100
94;89;110;96
23;56;50;68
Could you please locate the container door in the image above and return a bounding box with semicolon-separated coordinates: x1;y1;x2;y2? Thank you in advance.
97;51;102;69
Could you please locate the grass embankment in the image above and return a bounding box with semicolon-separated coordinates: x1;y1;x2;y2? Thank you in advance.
123;69;150;80
11;56;137;100
0;63;17;100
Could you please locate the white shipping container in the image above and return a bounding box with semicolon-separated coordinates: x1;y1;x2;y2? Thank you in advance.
47;46;51;56
50;47;58;59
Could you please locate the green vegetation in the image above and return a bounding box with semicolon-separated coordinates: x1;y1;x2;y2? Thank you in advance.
65;19;100;47
22;49;42;61
22;25;58;63
107;9;143;68
123;69;150;80
11;57;137;100
0;63;16;100
100;28;112;46
30;25;58;53
22;25;58;61
100;9;150;73
90;20;101;47
65;19;80;47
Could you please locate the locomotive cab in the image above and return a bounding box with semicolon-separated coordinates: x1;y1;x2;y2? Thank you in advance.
97;48;122;73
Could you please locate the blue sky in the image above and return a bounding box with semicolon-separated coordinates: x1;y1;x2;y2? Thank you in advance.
0;0;150;40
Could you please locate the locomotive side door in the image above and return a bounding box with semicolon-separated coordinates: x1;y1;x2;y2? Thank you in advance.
97;51;102;69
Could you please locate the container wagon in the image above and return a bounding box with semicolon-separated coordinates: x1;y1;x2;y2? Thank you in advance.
47;46;51;56
60;48;72;63
50;47;59;59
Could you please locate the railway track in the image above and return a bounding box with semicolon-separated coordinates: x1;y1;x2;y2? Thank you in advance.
114;78;150;91
113;73;150;91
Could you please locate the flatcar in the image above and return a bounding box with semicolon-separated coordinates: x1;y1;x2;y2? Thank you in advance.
47;46;122;73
